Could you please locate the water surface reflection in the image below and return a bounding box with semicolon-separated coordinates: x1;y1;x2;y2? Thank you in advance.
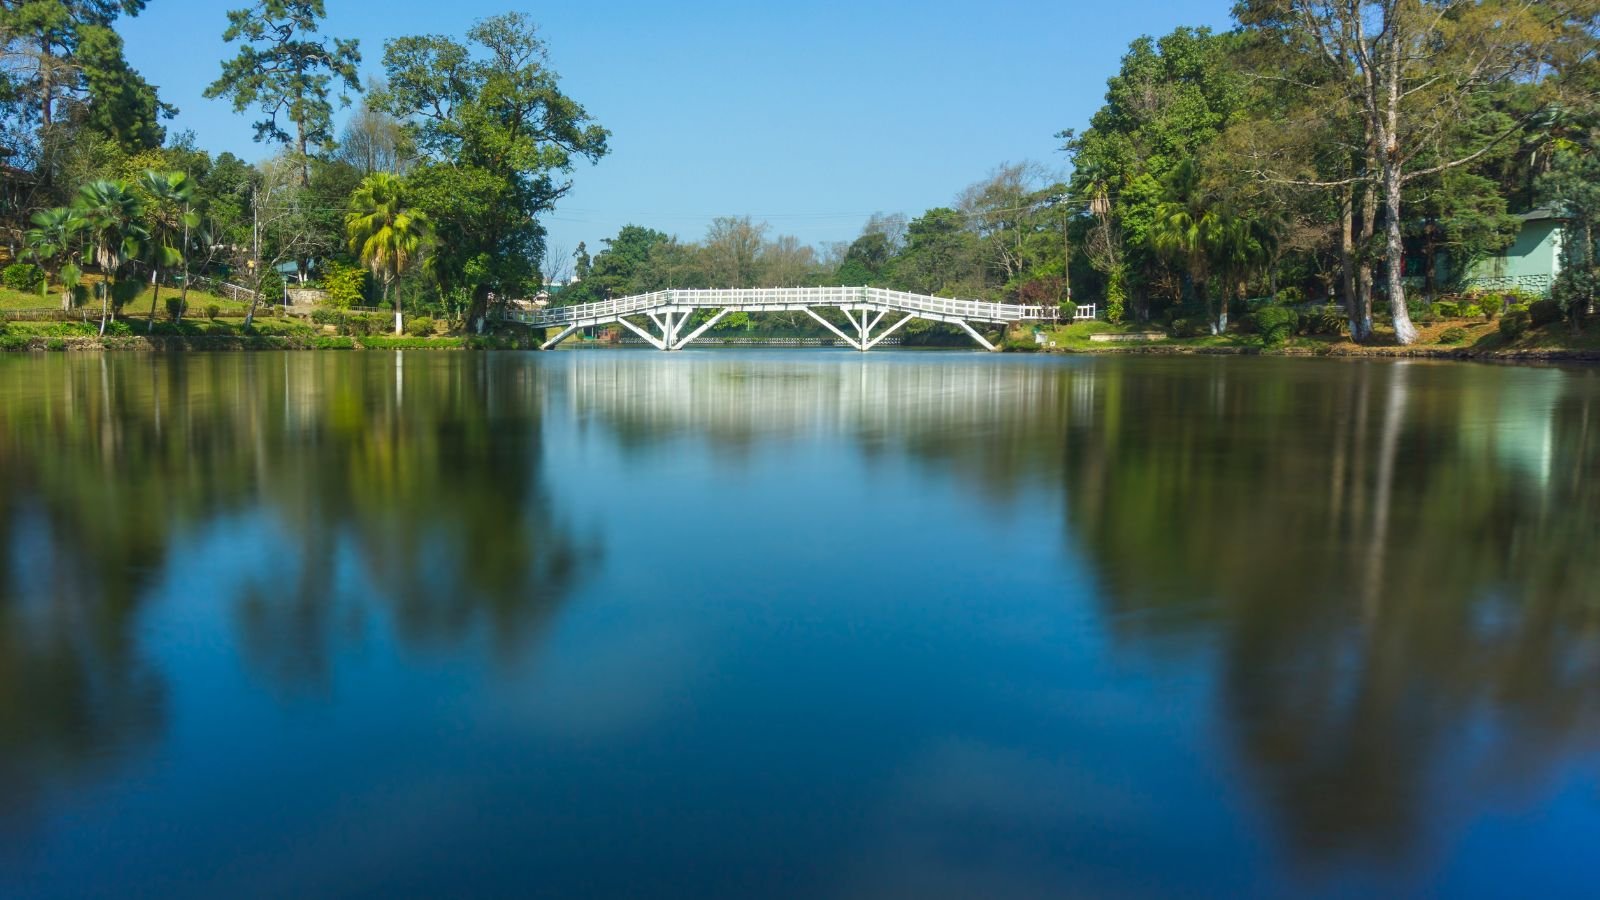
1;351;1597;897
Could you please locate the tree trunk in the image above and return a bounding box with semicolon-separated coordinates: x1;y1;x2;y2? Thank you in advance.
1355;178;1378;342
1422;223;1438;304
244;268;263;330
177;214;190;324
39;36;53;129
148;267;161;333
390;280;402;335
1381;76;1417;345
296;121;312;189
466;285;491;334
1198;277;1217;335
1341;186;1359;336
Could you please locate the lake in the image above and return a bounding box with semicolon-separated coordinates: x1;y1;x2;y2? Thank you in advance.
1;350;1598;898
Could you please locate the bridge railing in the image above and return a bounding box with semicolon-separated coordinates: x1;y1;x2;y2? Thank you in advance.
498;286;1057;327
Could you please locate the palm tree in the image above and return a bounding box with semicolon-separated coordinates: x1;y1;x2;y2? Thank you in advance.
137;170;198;330
346;172;433;335
24;207;85;312
73;180;148;335
1209;212;1280;331
1150;160;1227;333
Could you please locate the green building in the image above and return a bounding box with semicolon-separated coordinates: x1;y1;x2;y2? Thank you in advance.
1461;208;1566;297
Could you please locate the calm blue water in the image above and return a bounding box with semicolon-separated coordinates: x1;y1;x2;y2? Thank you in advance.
1;350;1598;898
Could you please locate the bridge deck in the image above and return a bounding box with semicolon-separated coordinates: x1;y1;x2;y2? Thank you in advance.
497;286;1067;351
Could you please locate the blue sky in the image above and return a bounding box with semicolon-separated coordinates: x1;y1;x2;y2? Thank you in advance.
119;1;1235;256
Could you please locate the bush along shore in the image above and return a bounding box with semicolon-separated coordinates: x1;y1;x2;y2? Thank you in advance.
1006;300;1600;363
0;316;538;352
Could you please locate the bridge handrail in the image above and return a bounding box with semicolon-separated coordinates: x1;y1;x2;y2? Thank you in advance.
498;286;1057;327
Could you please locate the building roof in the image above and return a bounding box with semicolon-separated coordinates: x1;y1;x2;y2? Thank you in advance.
1519;206;1567;222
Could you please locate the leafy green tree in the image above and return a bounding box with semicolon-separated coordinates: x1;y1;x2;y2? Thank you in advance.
0;1;164;131
1234;0;1598;344
378;13;608;329
702;216;766;288
1539;145;1600;323
23;205;84;309
346;171;432;334
136;169;197;328
24;203;83;304
204;0;360;188
71;177;145;334
894;207;975;296
1408;168;1520;299
563;225;669;302
634;237;708;292
1150;160;1225;331
1064;27;1244;319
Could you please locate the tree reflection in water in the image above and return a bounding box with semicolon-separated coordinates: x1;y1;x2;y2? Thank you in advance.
553;352;1600;868
1;349;1598;886
1054;358;1600;864
0;352;588;832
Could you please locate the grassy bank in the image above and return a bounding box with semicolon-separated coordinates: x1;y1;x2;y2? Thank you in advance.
0;317;535;352
1013;319;1600;362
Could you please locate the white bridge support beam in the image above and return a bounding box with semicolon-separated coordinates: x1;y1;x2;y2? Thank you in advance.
672;308;731;350
617;308;734;350
866;313;915;350
954;319;998;352
618;315;668;350
803;307;863;350
541;323;582;350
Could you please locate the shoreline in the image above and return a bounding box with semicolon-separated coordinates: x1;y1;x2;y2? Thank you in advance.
3;332;1599;363
1027;343;1600;363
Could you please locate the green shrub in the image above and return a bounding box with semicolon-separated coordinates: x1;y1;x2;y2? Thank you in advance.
405;315;435;337
319;262;368;308
1169;317;1208;338
1251;306;1300;346
2;262;45;293
46;337;66;351
1458;303;1482;319
1528;299;1562;326
312;335;356;350
1501;288;1541;308
343;314;383;336
311;307;344;326
1275;286;1305;304
205;303;221;320
1438;326;1469;345
1301;307;1347;336
1433;300;1461;317
1499;308;1532;341
165;297;186;320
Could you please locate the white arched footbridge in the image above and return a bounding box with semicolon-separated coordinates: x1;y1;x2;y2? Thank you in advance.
498;287;1074;351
